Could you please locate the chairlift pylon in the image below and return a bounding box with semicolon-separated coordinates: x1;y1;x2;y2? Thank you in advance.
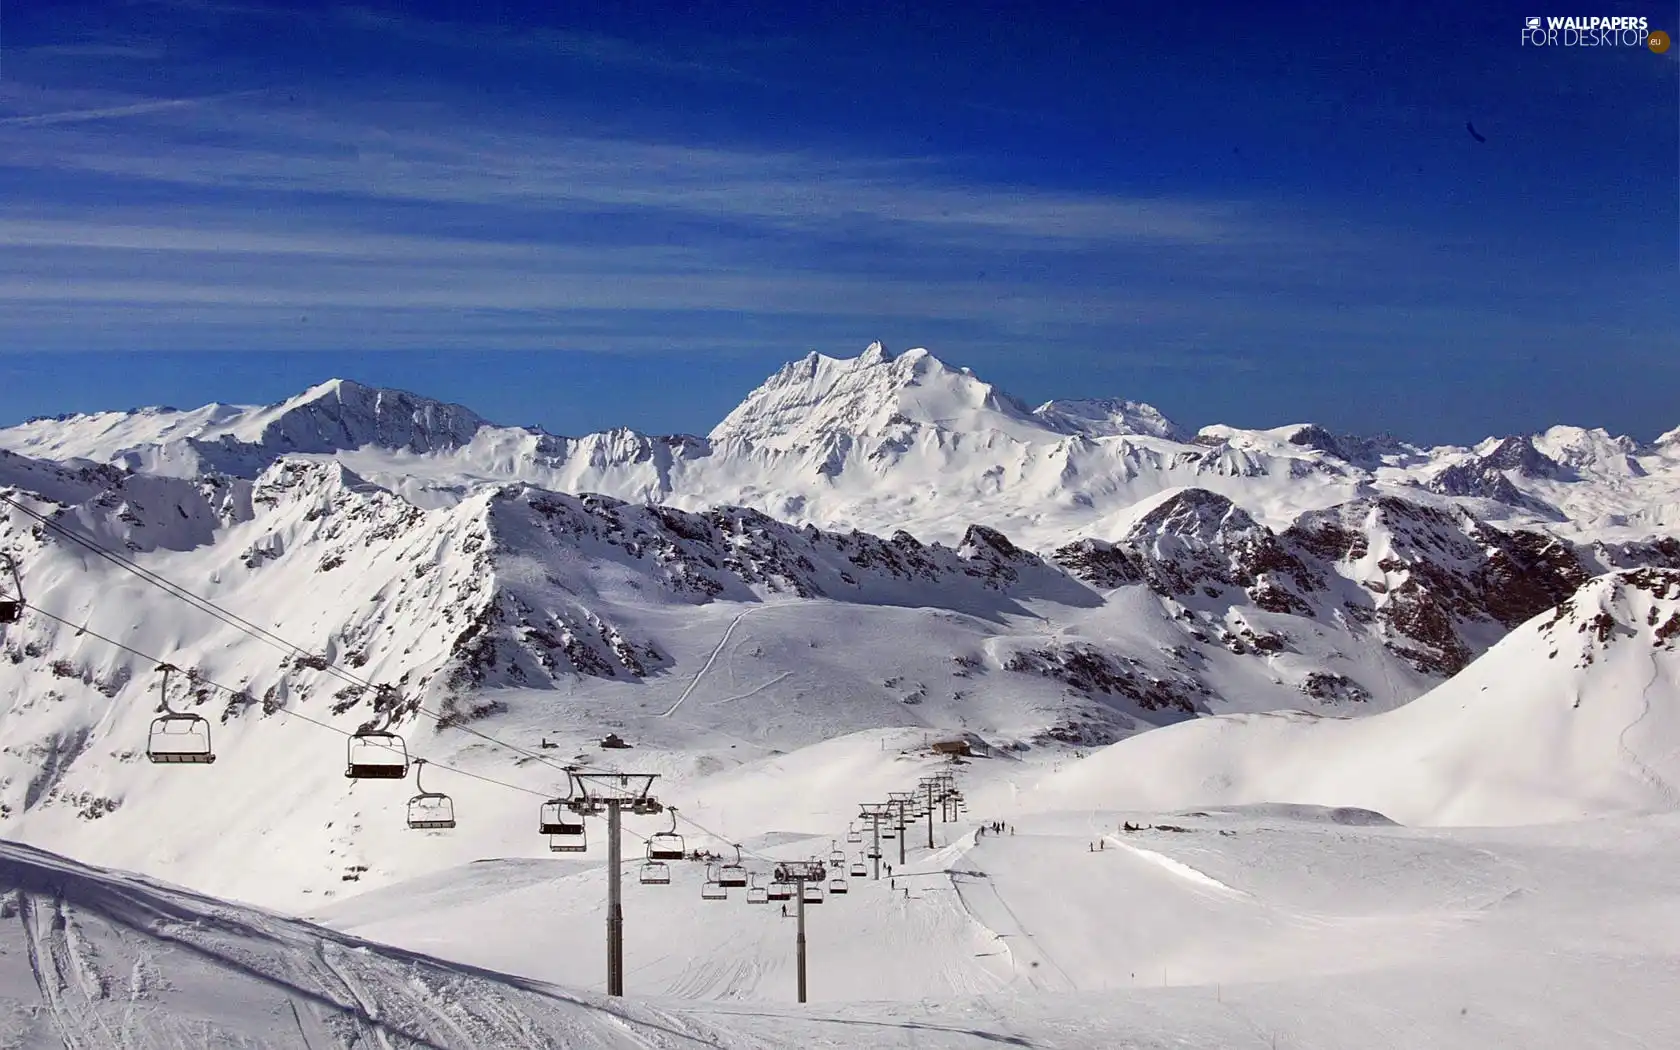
146;663;216;764
405;758;455;829
0;554;23;625
646;807;686;861
345;727;408;779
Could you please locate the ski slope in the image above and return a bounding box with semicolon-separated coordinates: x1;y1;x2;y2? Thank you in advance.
308;803;1680;1049
1026;569;1680;826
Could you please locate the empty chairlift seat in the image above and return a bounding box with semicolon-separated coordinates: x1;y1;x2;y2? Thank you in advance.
746;874;769;905
850;860;868;878
146;664;215;765
828;876;848;895
539;798;587;851
719;845;749;888
701;865;728;901
767;879;793;902
405;759;455;830
802;883;825;904
345;730;409;779
148;713;215;764
646;809;686;861
640;859;670;885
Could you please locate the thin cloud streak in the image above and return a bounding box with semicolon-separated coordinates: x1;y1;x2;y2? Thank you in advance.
0;93;254;128
1;95;1270;249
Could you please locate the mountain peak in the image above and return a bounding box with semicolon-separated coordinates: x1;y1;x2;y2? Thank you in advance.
707;344;1036;448
1032;398;1186;441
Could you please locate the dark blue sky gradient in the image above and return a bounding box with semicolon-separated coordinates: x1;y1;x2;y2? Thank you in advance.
0;0;1674;443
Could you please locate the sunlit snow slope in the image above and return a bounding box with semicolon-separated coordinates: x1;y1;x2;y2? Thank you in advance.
1028;568;1680;825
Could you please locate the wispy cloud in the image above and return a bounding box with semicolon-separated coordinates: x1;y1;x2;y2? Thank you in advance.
330;7;763;83
0;58;1658;367
17;43;169;60
0;93;254;128
4;99;1270;249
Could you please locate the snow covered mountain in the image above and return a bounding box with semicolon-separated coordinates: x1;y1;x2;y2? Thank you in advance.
1029;567;1680;826
2;342;1679;910
11;343;1679;549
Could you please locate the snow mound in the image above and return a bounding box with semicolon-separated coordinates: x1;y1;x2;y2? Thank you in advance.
1028;569;1680;826
0;838;750;1048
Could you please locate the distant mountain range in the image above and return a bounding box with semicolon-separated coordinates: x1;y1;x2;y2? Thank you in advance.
1;342;1677;904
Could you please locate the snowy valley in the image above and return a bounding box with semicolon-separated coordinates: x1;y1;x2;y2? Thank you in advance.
2;343;1679;1047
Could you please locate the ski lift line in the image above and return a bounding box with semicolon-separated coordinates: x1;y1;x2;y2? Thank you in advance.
665;809;780;866
0;497;598;783
9;499;575;772
18;603;556;802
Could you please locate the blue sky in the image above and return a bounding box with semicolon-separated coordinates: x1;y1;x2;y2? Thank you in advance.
0;0;1674;443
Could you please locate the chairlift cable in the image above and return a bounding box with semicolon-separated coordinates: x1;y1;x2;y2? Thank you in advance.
0;494;603;780
18;603;553;800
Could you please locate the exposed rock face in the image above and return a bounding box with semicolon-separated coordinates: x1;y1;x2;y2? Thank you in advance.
1051;489;1624;678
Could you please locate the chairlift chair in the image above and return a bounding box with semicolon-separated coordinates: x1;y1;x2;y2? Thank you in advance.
646;808;686;861
146;664;215;764
827;840;845;866
746;873;769;905
845;823;862;844
539;796;585;837
640;859;670;885
766;879;793;902
549;829;587;853
802;883;825;904
850;860;868;878
719;845;749;888
828;876;848;895
0;554;23;624
405;759;455;829
345;729;408;779
701;864;728;901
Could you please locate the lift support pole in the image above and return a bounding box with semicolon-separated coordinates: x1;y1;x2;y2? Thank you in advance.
606;799;623;996
777;861;826;1004
925;779;935;850
567;770;661;999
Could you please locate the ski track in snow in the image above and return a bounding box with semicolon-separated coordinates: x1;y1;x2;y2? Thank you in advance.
661;610;754;718
704;672;792;707
1616;653;1679;808
1103;836;1252;900
316;939;394;1050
